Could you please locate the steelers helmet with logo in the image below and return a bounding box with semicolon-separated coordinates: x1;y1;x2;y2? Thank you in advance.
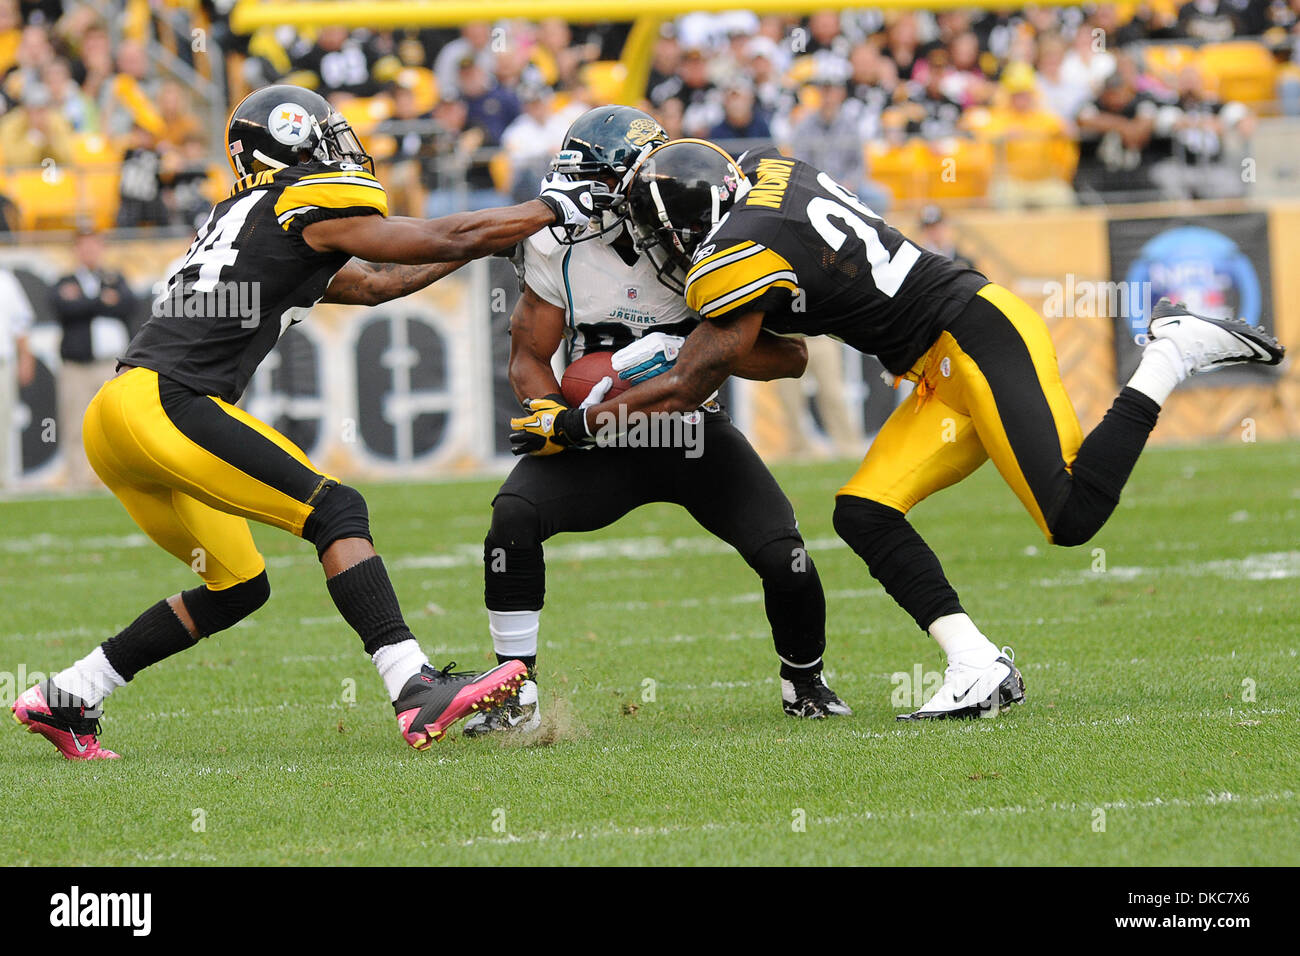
624;138;744;293
225;84;374;179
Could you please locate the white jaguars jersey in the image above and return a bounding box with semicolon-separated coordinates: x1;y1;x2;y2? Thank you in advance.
522;226;698;360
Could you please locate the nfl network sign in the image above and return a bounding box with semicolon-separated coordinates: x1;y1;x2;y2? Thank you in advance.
49;886;151;936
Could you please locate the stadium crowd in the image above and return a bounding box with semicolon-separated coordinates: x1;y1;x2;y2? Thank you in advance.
0;1;1293;228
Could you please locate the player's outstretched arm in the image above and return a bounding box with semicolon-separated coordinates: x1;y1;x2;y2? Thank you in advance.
304;177;602;264
303;204;558;264
321;258;470;306
587;310;765;420
731;329;808;382
508;285;566;403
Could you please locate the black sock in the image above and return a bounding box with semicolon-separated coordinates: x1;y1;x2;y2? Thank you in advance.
101;600;197;682
496;653;537;681
833;497;963;631
1049;387;1161;546
326;556;416;655
750;538;828;681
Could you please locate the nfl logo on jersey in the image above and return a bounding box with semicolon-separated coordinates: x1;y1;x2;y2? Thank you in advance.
627;287;638;300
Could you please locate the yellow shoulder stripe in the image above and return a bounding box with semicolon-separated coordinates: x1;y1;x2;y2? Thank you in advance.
275;179;388;228
688;240;757;275
685;245;798;319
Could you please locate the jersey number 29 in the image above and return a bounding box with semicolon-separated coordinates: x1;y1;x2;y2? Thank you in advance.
806;172;919;297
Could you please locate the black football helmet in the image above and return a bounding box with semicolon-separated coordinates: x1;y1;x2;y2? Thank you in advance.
225;84;374;179
624;138;745;293
548;105;667;244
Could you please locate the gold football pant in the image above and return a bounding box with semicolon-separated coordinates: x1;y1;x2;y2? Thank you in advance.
82;367;335;590
839;283;1084;540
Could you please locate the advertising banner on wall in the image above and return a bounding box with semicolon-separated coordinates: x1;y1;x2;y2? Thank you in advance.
1108;211;1276;385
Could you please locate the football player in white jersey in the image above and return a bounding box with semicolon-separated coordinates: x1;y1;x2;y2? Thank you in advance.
467;107;850;735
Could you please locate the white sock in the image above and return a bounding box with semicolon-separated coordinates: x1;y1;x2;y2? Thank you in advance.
371;639;430;701
928;613;999;668
489;609;539;662
1126;338;1185;406
51;647;126;708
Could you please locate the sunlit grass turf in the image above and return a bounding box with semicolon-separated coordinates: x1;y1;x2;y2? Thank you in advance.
0;441;1296;866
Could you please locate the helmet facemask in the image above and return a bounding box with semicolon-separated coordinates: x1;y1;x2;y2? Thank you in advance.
547;140;656;246
317;112;375;174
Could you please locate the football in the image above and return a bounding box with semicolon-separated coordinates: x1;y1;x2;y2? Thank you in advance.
560;350;631;407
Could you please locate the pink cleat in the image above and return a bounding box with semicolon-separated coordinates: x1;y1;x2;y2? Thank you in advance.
11;680;120;760
393;660;528;750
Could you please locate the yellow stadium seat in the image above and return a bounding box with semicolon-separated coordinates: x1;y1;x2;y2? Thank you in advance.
79;167;121;231
866;139;930;203
397;67;438;112
489;152;512;193
582;61;628;105
336;96;391;137
71;133;123;167
1143;44;1195;83
2;168;80;230
1197;42;1278;104
926;138;993;200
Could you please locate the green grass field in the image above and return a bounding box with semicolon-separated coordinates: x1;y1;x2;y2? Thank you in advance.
1;441;1296;866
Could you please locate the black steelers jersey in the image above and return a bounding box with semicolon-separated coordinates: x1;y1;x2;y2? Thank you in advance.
683;146;988;376
122;160;388;403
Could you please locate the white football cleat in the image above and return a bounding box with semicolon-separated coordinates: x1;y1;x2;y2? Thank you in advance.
898;650;1025;721
462;679;540;737
1146;297;1284;375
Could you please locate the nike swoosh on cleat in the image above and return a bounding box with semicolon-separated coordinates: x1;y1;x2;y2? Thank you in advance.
71;734;89;754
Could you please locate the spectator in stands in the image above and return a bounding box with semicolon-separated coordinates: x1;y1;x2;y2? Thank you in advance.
502;81;570;203
423;94;506;217
155;80;200;148
889;51;965;140
73;23;114;115
100;39;162;138
534;18;588;89
459;55;519;148
708;80;771;147
746;36;791;123
882;12;924;81
1074;65;1174;202
291;25;386;99
0;265;35;489
115;122;167;228
53;224;135;490
1151;63;1255;199
847;41;898;142
3;22;55;102
161;132;219;229
971;62;1078;209
1178;0;1243;41
42;56;93;131
802;9;850;58
1036;32;1092;125
650;45;719;137
1061;18;1117;93
787;60;891;212
0;0;23;78
434;21;495;99
644;26;681;101
0;81;74;166
943;30;993;107
917;203;979;271
375;79;434;218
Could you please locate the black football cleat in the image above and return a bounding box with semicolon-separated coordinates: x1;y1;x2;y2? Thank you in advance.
782;672;852;719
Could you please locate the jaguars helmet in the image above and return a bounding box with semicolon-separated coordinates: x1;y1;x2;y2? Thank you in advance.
624;138;745;293
225;84;374;180
548;105;667;244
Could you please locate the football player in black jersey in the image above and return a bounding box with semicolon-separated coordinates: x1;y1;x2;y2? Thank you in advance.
10;84;608;759
512;138;1285;721
468;107;847;736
